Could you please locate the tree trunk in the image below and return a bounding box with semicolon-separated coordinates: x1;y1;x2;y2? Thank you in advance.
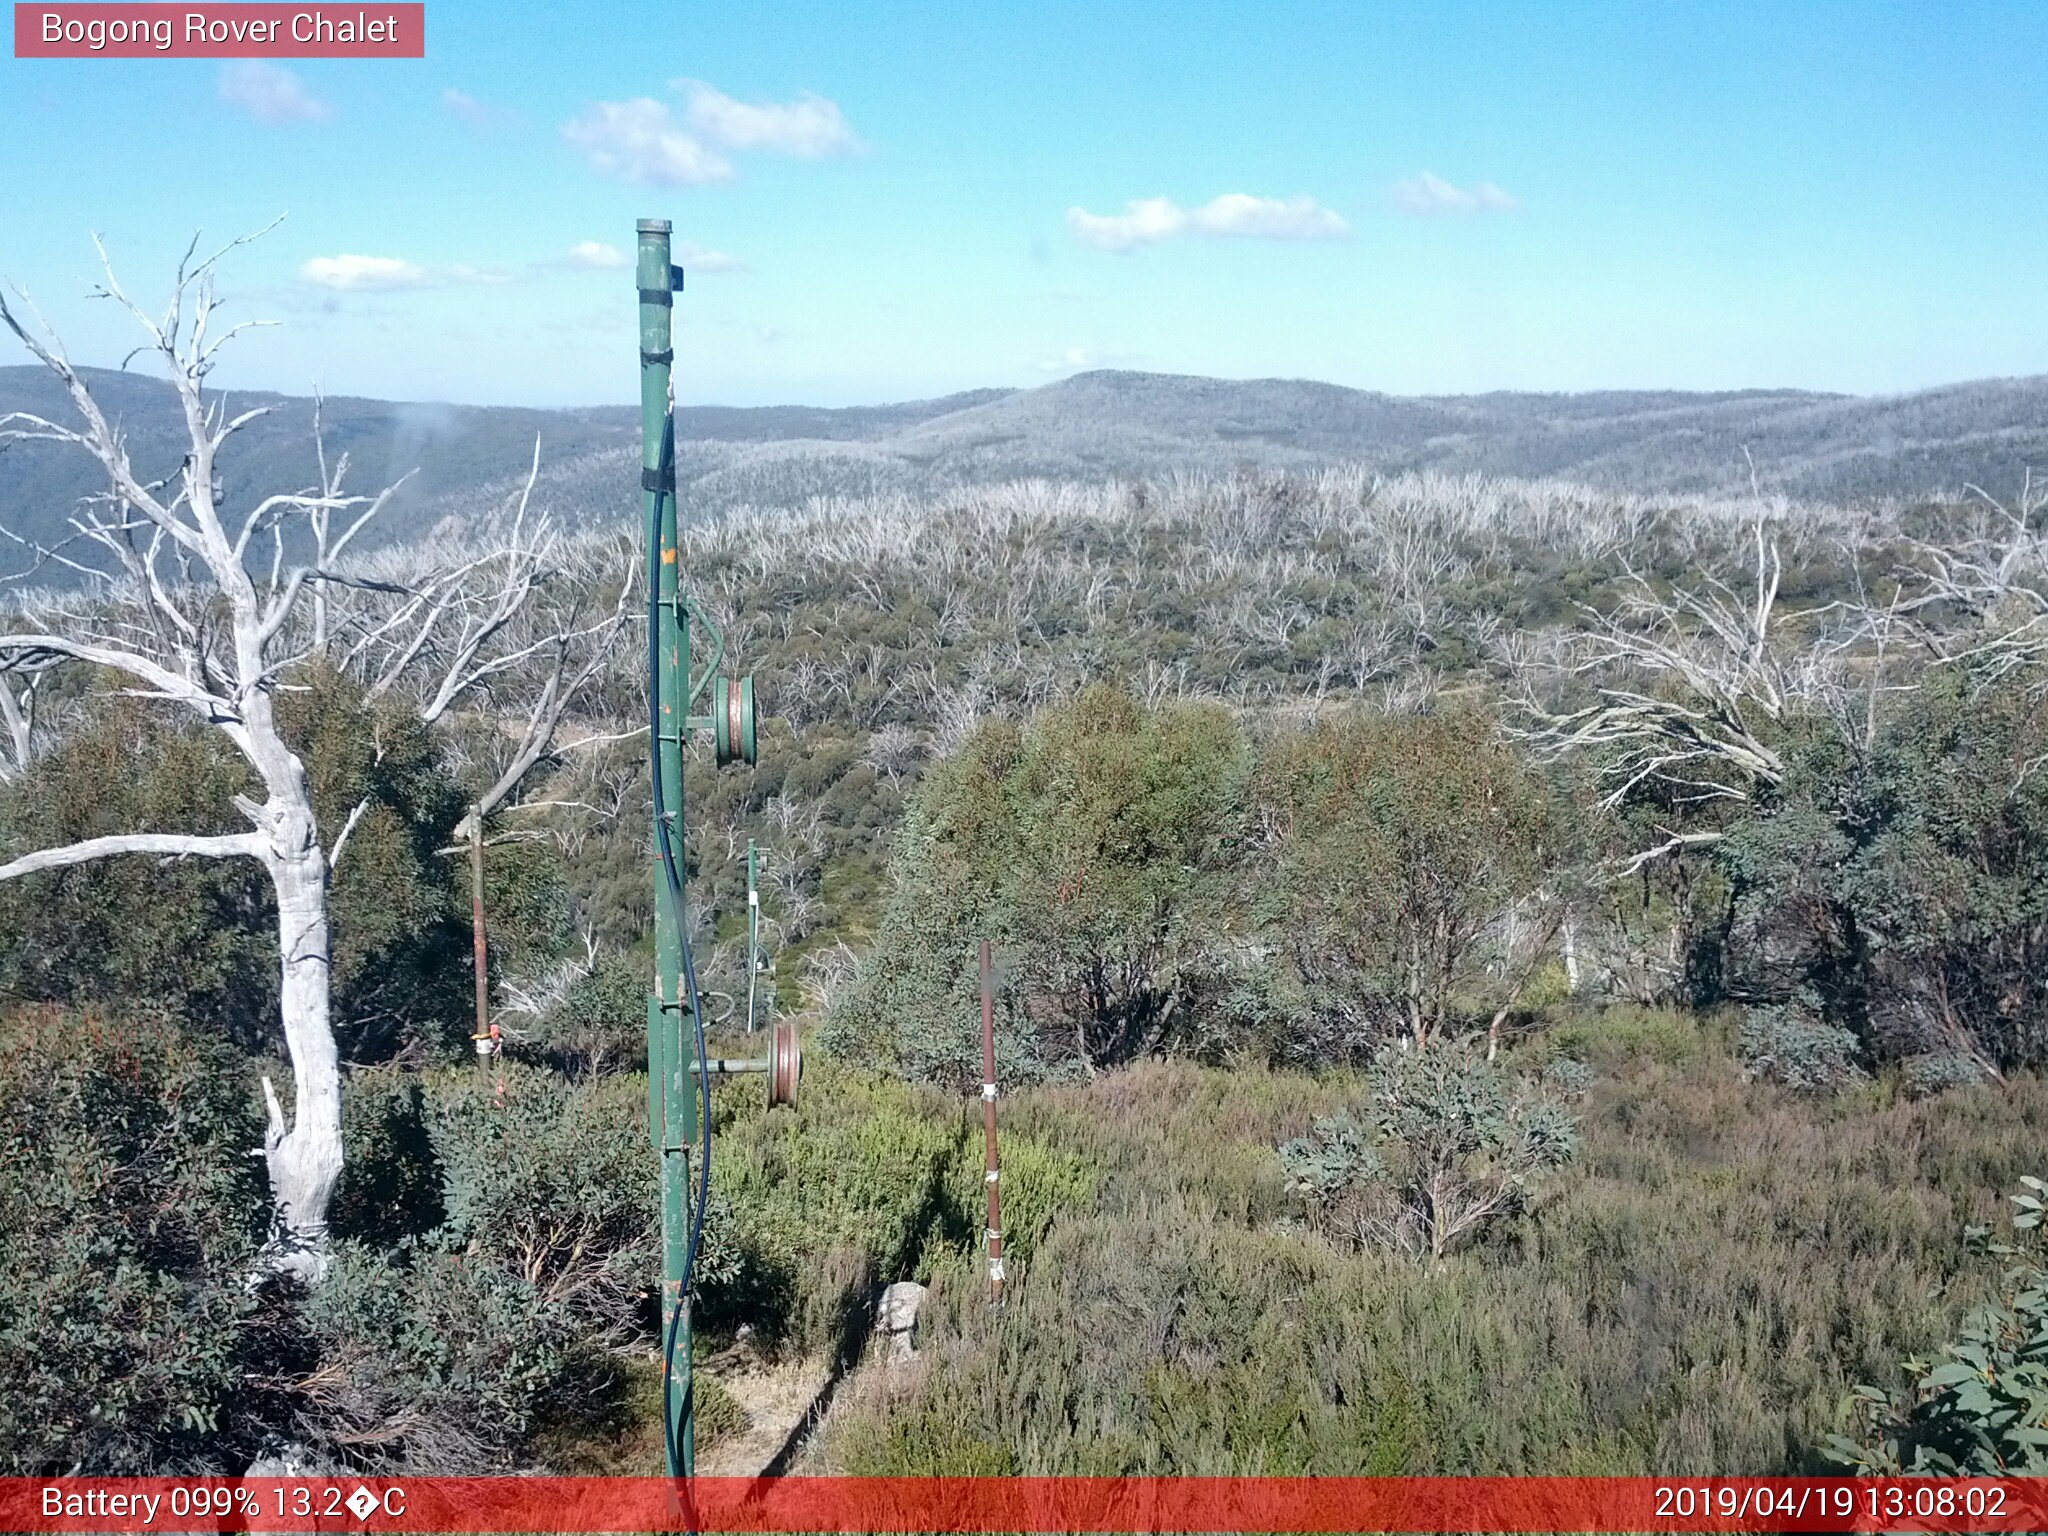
258;819;344;1284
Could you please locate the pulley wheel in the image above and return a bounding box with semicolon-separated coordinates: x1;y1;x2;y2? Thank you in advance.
767;1019;801;1109
714;675;758;767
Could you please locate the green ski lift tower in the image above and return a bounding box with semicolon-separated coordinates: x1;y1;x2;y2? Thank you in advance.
637;217;795;1481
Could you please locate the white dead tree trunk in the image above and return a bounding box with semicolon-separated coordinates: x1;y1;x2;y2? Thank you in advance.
0;657;49;781
332;449;634;842
0;236;629;1281
1516;523;1811;874
0;233;378;1279
1900;476;2048;694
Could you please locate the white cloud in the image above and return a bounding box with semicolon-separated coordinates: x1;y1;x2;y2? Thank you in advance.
677;241;746;275
299;255;511;291
1066;196;1187;251
443;88;511;130
562;239;745;275
679;80;860;157
441;264;514;286
1036;346;1095;373
1390;172;1519;216
566;240;630;270
300;255;429;291
1067;193;1348;252
1193;193;1349;240
219;61;330;125
561;98;733;187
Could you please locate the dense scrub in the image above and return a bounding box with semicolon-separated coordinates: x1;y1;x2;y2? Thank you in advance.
3;462;2044;1473
823;1034;2048;1475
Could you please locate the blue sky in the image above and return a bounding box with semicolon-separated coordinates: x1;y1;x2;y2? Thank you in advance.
3;1;2046;407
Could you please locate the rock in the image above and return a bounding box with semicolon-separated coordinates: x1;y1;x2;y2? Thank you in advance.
244;1438;341;1477
876;1280;928;1362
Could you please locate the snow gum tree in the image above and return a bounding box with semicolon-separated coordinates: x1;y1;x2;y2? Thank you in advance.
0;234;626;1280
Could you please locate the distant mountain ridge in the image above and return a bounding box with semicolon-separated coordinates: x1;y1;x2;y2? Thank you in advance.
5;365;2047;580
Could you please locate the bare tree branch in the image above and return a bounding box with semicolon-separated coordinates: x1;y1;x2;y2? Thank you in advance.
0;830;265;882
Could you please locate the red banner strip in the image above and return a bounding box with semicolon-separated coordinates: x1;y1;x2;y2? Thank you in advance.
14;5;424;57
5;1477;2047;1533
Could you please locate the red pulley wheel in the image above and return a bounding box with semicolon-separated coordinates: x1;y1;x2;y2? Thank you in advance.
768;1020;801;1109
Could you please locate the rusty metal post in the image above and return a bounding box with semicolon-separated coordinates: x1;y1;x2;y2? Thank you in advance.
980;939;1005;1305
468;805;492;1073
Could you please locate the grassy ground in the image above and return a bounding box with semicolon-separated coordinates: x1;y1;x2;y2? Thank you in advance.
781;1008;2048;1476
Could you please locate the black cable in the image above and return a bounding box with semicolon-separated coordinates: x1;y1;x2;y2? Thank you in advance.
646;412;712;1488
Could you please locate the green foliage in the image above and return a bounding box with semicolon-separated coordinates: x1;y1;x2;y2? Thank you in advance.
421;1065;656;1333
279;665;471;1057
833;694;1574;1087
694;1370;749;1448
0;699;274;1044
936;1128;1095;1274
1282;1043;1578;1261
1831;1178;2048;1474
827;685;1251;1083
837;1405;1021;1476
701;1054;965;1350
1258;707;1573;1057
1903;1052;1986;1099
0;667;477;1060
0;1006;264;1473
472;835;573;985
1551;1005;1709;1070
1714;671;2048;1071
1738;1004;1866;1093
819;1043;2048;1476
527;948;649;1076
330;1068;444;1246
298;1242;582;1472
295;1063;663;1470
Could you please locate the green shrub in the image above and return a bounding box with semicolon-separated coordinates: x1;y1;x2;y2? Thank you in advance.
295;1064;669;1471
694;1371;749;1449
1257;708;1575;1056
0;669;477;1061
1902;1053;1986;1100
1281;1043;1577;1262
820;1050;2048;1476
936;1129;1095;1276
1738;1004;1865;1093
331;1068;443;1246
1712;672;2048;1072
826;686;1251;1084
297;1242;582;1472
528;948;649;1075
422;1065;657;1334
1831;1177;2048;1474
0;703;275;1045
0;1006;263;1473
837;1405;1020;1476
1551;1005;1709;1069
702;1054;964;1349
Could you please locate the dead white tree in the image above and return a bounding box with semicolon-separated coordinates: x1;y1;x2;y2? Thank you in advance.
0;236;628;1279
1900;476;2048;693
0;655;51;781
0;233;375;1279
1518;523;1806;874
328;454;632;843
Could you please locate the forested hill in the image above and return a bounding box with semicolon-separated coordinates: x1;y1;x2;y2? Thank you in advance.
7;363;2048;578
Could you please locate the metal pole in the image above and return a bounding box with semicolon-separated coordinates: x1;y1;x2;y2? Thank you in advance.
980;939;1005;1305
639;216;696;1479
469;807;490;1074
746;838;760;1033
469;805;503;1105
